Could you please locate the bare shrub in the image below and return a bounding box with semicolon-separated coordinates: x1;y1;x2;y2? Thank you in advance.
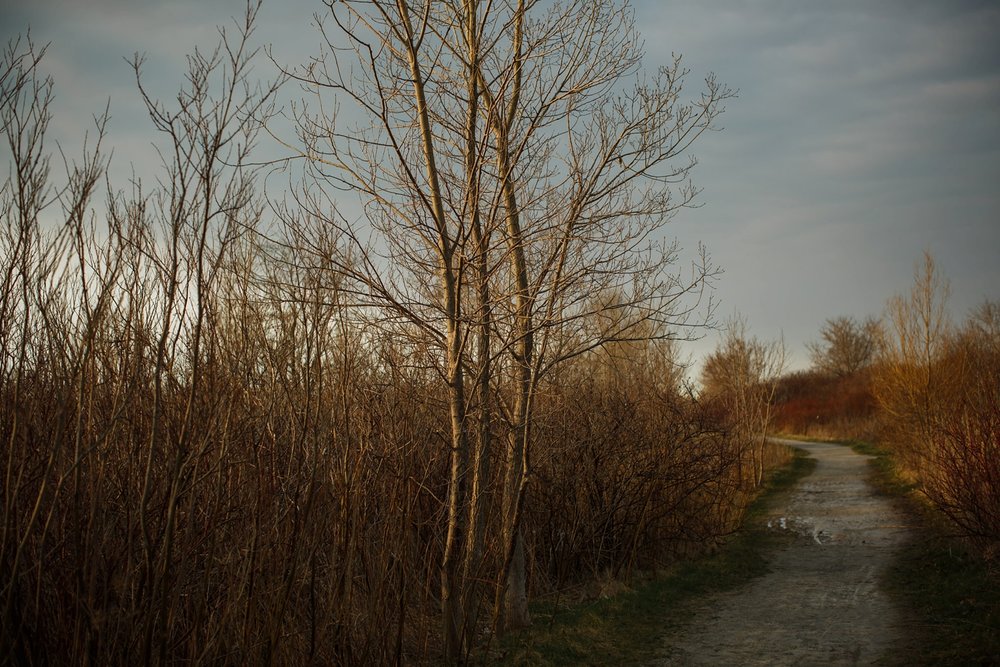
873;254;1000;558
701;317;786;486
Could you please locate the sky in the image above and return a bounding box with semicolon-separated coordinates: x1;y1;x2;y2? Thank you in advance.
2;0;998;373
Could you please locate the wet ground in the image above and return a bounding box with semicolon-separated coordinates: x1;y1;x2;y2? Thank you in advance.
653;440;913;666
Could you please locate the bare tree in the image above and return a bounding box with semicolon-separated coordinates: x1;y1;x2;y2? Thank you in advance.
873;252;953;457
807;315;880;377
287;1;730;653
701;316;785;486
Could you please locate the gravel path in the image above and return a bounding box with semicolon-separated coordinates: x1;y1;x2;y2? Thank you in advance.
653;440;913;666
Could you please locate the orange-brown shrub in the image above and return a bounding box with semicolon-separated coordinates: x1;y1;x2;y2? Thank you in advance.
872;255;999;559
771;369;877;440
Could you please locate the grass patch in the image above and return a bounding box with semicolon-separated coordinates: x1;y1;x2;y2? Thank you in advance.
839;439;918;497
886;537;1000;665
770;432;826;442
841;440;1000;666
479;448;815;666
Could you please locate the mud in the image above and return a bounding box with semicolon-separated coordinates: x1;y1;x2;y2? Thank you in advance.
653;440;913;666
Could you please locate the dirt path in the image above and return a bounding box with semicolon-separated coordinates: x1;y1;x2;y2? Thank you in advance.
653;440;913;666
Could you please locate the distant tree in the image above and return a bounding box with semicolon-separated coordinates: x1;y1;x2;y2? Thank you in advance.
807;315;880;377
965;300;1000;354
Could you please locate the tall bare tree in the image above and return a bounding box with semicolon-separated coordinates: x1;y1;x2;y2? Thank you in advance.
287;0;730;655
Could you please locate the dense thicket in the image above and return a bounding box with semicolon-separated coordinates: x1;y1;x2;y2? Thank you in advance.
0;10;780;665
0;218;775;663
873;256;1000;560
770;369;877;440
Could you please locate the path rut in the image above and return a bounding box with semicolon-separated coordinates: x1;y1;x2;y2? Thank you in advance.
653;440;912;666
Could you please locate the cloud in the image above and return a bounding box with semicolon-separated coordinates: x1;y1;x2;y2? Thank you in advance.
2;0;997;371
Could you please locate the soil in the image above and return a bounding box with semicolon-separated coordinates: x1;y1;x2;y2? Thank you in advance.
652;440;913;666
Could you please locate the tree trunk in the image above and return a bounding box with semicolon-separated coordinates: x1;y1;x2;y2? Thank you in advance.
397;2;471;657
459;1;492;656
494;1;532;629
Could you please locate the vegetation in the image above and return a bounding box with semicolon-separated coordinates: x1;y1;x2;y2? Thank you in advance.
2;0;994;663
845;441;1000;665
700;316;786;486
482;445;814;666
0;4;769;664
873;254;1000;560
773;255;998;562
771;368;877;440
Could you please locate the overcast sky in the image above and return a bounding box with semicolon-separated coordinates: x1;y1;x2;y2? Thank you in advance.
3;0;998;372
